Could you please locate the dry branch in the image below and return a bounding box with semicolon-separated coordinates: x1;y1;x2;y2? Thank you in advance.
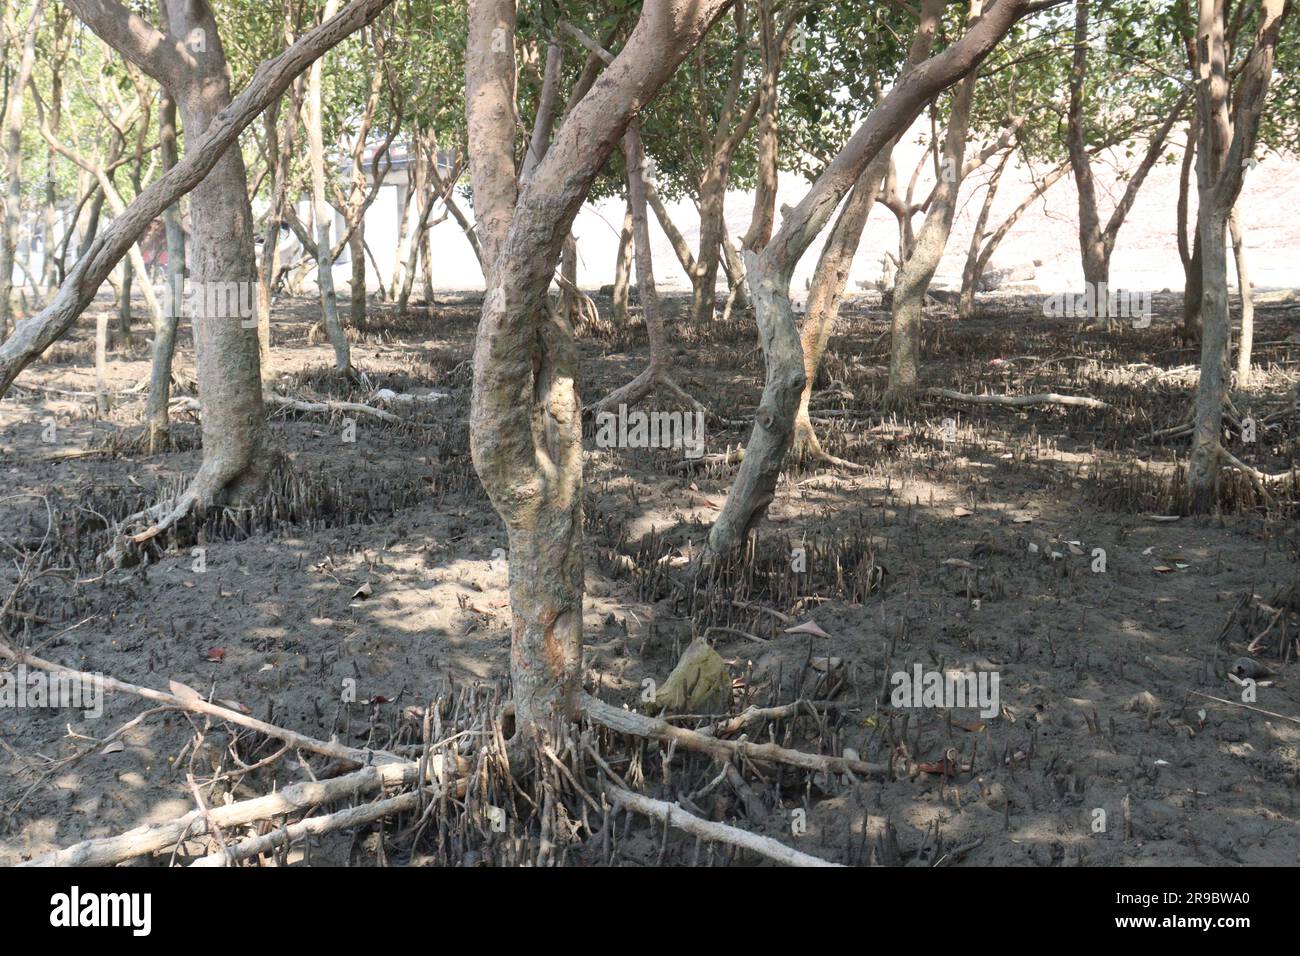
21;761;425;866
607;785;843;867
924;387;1112;410
188;791;421;866
0;640;404;768
584;694;884;778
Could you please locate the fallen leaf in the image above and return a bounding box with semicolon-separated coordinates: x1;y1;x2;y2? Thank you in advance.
953;507;973;517
1147;514;1181;522
102;741;125;755
942;558;978;571
206;647;225;663
216;698;252;715
352;582;374;601
784;620;831;639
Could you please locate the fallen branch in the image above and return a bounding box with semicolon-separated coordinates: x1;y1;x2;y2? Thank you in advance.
171;393;407;423
1188;690;1300;726
0;640;404;769
189;791;421;867
583;694;884;779
924;387;1112;410
606;785;842;867
21;760;425;866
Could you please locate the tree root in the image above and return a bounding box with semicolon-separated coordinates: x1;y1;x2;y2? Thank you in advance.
22;760;428;866
189;791;423;867
589;365;713;422
15;652;886;866
582;693;884;779
790;416;865;471
606;785;842;867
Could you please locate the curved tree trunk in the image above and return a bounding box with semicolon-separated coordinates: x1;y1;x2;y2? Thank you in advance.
465;0;731;736
956;147;1012;319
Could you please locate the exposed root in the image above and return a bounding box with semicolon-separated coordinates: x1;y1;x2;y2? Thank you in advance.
22;760;428;866
790;415;864;471
589;364;713;422
189;791;423;867
607;785;842;867
582;693;884;779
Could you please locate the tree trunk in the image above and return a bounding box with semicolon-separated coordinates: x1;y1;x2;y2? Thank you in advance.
791;167;886;459
957;148;1012;319
706;0;1031;557
147;88;183;450
305;0;351;373
611;199;634;325
690;168;727;325
170;4;274;507
388;181;415;301
1230;208;1253;386
886;6;981;404
1186;205;1230;511
117;256;134;339
95;307;110;416
0;0;44;338
465;0;731;736
1067;0;1112;323
794;11;945;454
349;227;366;328
741;0;779;256
1185;0;1285;511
